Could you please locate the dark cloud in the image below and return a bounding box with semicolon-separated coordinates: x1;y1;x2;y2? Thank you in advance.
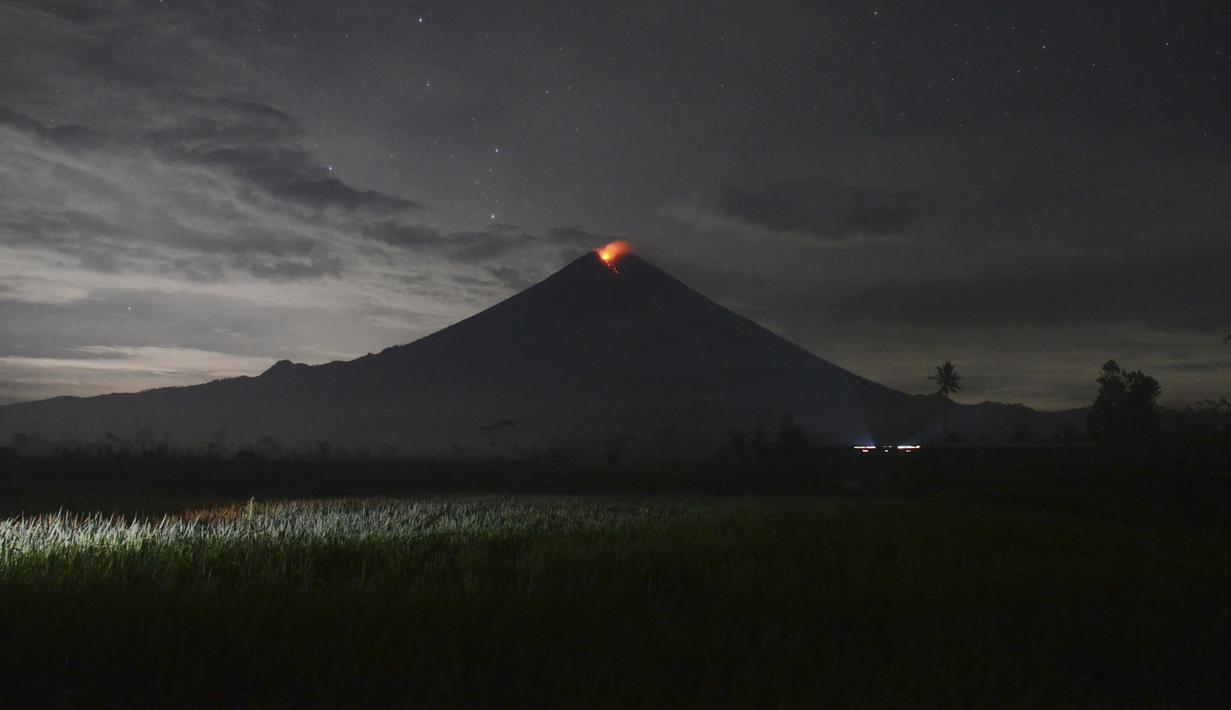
698;178;923;239
486;265;539;291
0;106;44;135
264;177;417;213
363;221;443;250
0;210;134;273
756;247;1230;333
179;227;320;259
443;231;530;262
1162;360;1231;375
363;221;589;264
545;227;602;248
210;97;299;127
73;248;122;273
241;256;343;282
0;93;423;288
0;106;103;150
4;98;419;223
541;227;611;263
146;103;419;215
170;258;226;283
0;209;125;245
32;1;115;23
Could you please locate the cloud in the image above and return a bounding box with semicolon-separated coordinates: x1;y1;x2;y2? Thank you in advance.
680;177;923;239
0;2;422;296
544;226;601;247
0;100;421;287
0;345;275;400
361;221;588;265
0;106;103;150
0;1;609;301
485;266;528;290
240;256;344;282
740;244;1230;333
362;221;444;250
264;177;417;213
145;100;419;215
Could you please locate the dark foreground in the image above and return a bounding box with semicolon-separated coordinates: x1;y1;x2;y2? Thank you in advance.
0;452;1228;707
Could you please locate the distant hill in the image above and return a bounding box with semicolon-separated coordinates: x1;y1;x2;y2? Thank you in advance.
0;251;1085;456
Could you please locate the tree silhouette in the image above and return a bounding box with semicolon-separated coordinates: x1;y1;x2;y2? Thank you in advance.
928;361;963;440
776;413;811;456
750;424;771;458
1087;360;1162;448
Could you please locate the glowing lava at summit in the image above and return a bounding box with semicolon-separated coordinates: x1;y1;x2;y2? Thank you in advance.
596;240;631;273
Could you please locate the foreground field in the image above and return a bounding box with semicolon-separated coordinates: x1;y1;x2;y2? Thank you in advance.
1;495;1228;707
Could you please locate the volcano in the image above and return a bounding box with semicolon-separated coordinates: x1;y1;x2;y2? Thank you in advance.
0;250;1081;456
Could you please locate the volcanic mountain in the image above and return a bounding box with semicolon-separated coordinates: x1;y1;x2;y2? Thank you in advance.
0;250;1081;456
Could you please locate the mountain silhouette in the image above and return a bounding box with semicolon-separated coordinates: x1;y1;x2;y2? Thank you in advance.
0;251;1082;455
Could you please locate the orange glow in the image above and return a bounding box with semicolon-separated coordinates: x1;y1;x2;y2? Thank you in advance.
596;240;631;272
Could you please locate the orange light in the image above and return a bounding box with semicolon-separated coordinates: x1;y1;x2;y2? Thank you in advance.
596;240;631;272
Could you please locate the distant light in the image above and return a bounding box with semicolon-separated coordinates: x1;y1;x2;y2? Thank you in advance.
853;444;920;454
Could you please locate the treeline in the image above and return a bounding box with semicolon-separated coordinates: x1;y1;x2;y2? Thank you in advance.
0;437;1229;518
2;359;1227;471
1084;360;1231;464
2;395;1229;467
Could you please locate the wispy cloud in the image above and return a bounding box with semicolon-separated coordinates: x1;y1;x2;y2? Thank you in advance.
672;177;924;240
0;2;618;402
0;346;276;399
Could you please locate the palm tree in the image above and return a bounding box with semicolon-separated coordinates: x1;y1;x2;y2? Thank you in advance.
928;361;963;441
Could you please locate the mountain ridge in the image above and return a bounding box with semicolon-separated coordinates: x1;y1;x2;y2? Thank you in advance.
0;250;1085;455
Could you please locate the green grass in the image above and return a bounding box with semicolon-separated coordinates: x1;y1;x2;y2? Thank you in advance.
1;495;1228;707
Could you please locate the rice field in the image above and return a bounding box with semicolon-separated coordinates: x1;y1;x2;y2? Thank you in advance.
0;495;1228;707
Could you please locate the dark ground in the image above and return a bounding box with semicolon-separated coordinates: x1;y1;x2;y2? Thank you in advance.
0;447;1228;707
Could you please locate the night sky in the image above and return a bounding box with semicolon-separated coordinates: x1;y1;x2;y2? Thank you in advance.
0;0;1227;410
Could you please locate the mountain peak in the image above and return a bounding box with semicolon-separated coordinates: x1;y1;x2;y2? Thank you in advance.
531;249;698;302
0;245;1083;453
261;359;307;377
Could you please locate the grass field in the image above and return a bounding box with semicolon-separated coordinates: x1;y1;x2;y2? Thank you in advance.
1;492;1228;707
